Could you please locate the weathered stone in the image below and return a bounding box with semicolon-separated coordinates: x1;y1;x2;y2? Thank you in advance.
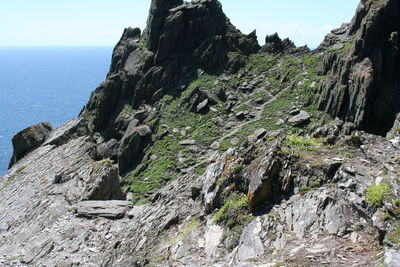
254;98;264;104
236;111;246;120
288;111;311;126
143;0;183;52
179;139;196;146
288;108;300;116
75;200;133;219
237;219;264;262
248;128;267;143
83;161;125;201
204;224;224;259
133;109;149;123
118;124;152;174
9;122;53;168
96;139;119;160
387;113;400;139
246;134;285;208
262;32;309;55
196;98;209;113
384;248;400;267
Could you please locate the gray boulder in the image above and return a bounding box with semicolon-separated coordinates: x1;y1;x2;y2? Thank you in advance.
83;160;125;201
96;139;119;160
9;122;52;168
237;219;264;262
288;110;311;126
118;123;152;174
197;98;209;113
385;248;400;267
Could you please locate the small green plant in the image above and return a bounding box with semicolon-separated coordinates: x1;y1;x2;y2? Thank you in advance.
195;166;207;176
233;164;244;174
119;104;133;120
98;158;113;165
344;152;353;157
386;224;400;247
365;183;391;207
395;199;400;207
299;185;309;193
213;193;249;227
287;135;322;148
309;180;321;188
266;210;280;219
382;166;389;175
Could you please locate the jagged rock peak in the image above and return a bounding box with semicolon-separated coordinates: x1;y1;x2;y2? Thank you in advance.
81;0;260;134
143;0;183;52
261;32;309;55
143;0;260;63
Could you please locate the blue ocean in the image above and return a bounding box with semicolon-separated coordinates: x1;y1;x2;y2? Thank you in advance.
0;47;113;176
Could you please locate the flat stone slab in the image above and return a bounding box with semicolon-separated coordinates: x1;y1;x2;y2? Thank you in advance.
179;139;196;146
75;200;133;219
288;110;311;126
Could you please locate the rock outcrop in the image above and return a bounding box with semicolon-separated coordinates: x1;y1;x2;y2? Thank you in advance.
8;122;52;168
317;0;400;136
262;33;309;55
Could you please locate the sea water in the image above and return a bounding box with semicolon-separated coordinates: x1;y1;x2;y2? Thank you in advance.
0;47;113;176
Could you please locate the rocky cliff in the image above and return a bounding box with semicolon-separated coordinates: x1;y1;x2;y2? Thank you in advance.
317;0;400;136
1;0;400;266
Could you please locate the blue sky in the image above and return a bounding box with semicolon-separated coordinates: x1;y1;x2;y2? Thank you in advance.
0;0;359;48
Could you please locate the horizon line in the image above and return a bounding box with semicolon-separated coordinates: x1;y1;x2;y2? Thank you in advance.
0;45;115;48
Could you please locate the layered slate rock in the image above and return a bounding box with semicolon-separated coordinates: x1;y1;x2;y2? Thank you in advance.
75;200;133;219
9;122;52;168
317;0;400;136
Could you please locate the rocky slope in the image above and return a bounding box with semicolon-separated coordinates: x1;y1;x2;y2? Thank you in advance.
1;0;400;266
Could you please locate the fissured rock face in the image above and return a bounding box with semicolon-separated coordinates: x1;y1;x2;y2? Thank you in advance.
143;0;183;52
318;0;400;136
81;0;260;145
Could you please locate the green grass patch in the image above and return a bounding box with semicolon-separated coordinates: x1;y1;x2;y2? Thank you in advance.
213;193;250;227
365;183;391;207
387;223;400;248
287;135;322;148
299;185;309;193
233;164;244;175
247;53;278;73
309;180;321;188
119;104;134;120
